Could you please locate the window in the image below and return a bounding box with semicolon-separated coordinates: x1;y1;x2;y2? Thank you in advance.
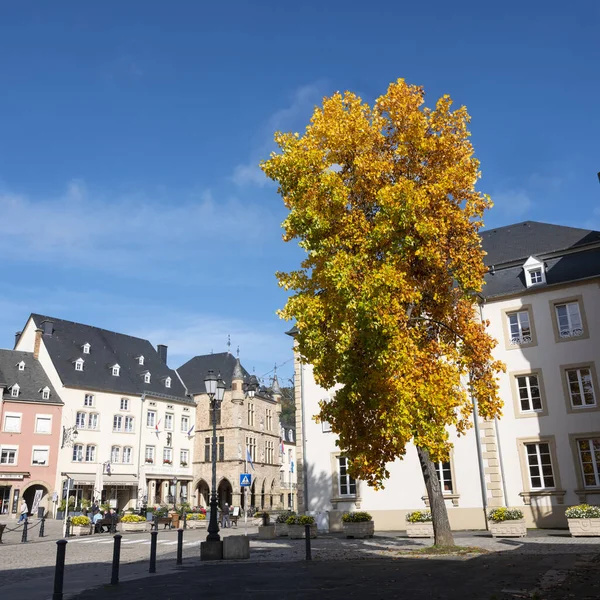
75;358;84;371
265;440;274;464
144;372;151;384
523;257;546;287
163;447;172;464
516;375;543;412
146;410;156;428
556;302;583;338
4;414;21;433
0;447;17;464
180;449;189;465
41;387;50;400
218;436;225;462
529;268;543;284
124;416;134;433
17;361;25;371
566;368;596;408
577;438;600;488
165;414;173;431
138;355;144;366
204;437;211;462
145;446;155;464
120;398;129;411
11;385;19;398
35;415;52;434
338;457;357;496
246;436;256;462
181;416;189;433
507;311;532;346
525;443;555;489
32;447;49;466
165;377;171;389
209;406;221;426
434;461;454;493
83;343;90;354
266;409;272;431
113;415;123;432
122;447;132;464
84;394;94;407
322;421;332;433
280;470;285;485
112;364;120;377
85;445;96;462
88;413;99;430
73;444;84;462
247;402;255;427
111;446;121;463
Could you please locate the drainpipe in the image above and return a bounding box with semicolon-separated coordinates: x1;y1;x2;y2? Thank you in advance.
300;362;309;514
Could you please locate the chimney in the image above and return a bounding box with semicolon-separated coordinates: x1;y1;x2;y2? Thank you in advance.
157;344;168;364
14;332;22;348
41;320;54;336
33;328;43;360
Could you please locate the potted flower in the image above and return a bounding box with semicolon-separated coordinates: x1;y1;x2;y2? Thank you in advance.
186;513;207;529
405;510;433;538
163;459;172;465
342;511;374;539
180;461;188;467
275;511;295;537
145;458;154;464
286;515;317;539
487;508;526;538
71;515;92;536
253;511;269;527
566;504;600;537
121;514;148;532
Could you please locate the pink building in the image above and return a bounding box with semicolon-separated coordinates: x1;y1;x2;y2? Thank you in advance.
0;347;63;518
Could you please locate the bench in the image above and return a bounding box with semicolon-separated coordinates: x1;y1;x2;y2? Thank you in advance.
153;516;173;530
94;517;119;533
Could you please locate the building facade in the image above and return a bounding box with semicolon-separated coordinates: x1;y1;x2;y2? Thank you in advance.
177;352;284;511
14;314;195;513
293;221;600;531
279;425;297;511
0;348;63;518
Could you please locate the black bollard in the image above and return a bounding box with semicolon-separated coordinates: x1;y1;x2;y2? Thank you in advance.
21;518;28;543
52;539;68;600
65;517;71;538
111;534;122;585
177;528;183;565
149;530;158;573
39;516;46;537
304;524;312;561
262;512;269;526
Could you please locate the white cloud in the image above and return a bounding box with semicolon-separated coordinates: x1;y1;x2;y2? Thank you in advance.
490;188;533;217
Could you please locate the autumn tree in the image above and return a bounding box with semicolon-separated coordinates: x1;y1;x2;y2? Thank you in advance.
261;79;504;546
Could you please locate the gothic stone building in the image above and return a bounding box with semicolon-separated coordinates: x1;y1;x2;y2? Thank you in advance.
177;352;283;511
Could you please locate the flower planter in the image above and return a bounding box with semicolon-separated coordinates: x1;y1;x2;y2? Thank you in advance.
488;519;527;538
121;522;148;533
343;521;374;539
274;522;289;537
568;518;600;537
288;523;317;539
72;524;91;536
186;519;207;529
405;521;433;538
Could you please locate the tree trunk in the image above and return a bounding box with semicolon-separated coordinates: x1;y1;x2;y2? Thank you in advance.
416;446;454;546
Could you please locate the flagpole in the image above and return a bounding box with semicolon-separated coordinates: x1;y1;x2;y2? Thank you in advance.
244;452;248;536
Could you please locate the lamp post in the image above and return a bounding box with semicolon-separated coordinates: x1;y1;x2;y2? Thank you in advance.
171;476;178;512
205;370;225;542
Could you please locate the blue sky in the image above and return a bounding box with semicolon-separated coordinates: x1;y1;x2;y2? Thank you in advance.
0;1;598;385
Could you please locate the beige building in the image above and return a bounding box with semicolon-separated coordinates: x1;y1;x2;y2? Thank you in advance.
177;352;283;511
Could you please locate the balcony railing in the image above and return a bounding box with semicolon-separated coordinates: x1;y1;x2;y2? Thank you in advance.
559;328;583;338
509;335;532;346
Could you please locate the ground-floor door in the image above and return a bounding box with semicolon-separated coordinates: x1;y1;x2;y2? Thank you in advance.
0;486;11;514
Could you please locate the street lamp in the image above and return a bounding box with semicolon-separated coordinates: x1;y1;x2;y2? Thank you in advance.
205;370;225;542
61;425;79;449
171;476;178;512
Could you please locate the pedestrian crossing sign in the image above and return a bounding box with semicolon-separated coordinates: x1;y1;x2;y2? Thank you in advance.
240;473;252;487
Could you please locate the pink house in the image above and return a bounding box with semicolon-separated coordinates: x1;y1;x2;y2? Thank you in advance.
0;347;63;518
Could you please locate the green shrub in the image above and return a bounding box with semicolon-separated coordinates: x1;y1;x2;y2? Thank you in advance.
487;508;524;523
565;504;600;519
276;510;296;524
71;516;91;526
406;510;432;523
80;498;91;509
187;513;207;520
286;515;315;525
342;511;372;523
121;514;146;523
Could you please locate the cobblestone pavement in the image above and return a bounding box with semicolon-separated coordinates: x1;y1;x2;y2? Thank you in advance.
0;526;598;600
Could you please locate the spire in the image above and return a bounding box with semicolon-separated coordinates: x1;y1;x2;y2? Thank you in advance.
271;363;282;396
232;356;243;381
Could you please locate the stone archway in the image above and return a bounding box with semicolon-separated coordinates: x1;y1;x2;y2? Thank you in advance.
217;478;232;509
22;482;50;517
195;480;210;508
250;481;256;508
270;479;275;508
260;480;265;509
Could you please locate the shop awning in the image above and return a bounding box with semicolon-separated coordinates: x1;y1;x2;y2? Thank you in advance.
103;474;138;486
66;474;95;485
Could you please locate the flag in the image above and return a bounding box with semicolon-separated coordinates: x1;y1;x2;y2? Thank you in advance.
290;461;294;473
155;419;161;435
280;439;285;454
246;447;255;471
187;425;195;437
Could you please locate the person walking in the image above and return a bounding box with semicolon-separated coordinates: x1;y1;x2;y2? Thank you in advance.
222;503;231;528
18;499;28;523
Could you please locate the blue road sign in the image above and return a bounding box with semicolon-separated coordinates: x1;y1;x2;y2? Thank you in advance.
240;473;252;487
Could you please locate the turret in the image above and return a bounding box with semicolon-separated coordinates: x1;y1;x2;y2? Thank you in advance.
231;356;244;404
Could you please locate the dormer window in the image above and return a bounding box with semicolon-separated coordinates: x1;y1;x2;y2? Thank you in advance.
165;377;171;389
523;256;546;288
138;356;145;366
41;386;50;400
11;384;20;398
82;343;91;355
144;372;151;384
111;364;121;377
17;361;25;371
75;358;84;372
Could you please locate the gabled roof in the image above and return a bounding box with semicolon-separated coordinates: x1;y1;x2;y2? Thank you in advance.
481;221;600;267
29;314;192;404
177;352;250;395
0;349;62;404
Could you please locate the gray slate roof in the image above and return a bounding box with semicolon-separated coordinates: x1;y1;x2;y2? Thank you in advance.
0;349;62;404
177;352;250;395
30;314;192;404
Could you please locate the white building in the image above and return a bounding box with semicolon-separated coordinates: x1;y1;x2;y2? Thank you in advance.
291;221;600;531
279;424;297;511
15;314;196;512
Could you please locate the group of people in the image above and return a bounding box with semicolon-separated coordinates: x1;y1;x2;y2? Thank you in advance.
220;503;241;528
90;501;117;533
